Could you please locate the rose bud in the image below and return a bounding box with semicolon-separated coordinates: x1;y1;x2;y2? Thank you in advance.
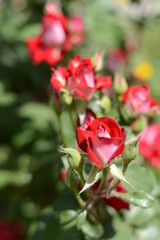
104;183;129;211
91;51;104;71
122;135;140;165
96;96;111;114
113;74;128;95
76;115;126;169
130;116;148;133
67;56;95;100
122;85;158;118
139;124;160;168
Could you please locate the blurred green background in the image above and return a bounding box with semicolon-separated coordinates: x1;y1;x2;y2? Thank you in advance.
0;0;160;239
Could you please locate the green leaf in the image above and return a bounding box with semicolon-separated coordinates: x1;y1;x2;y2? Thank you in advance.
79;165;101;194
123;164;156;194
124;205;158;227
116;191;156;208
76;210;87;230
60;147;81;169
136;219;160;240
43;215;81;240
59;210;77;229
64;167;78;192
110;164;135;189
81;220;104;239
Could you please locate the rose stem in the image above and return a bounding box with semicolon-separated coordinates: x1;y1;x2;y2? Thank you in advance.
98;167;108;193
67;105;76;130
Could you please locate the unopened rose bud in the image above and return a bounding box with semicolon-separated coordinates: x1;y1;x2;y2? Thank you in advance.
122;136;140;165
114;74;128;95
130;116;148;133
96;95;111;114
60;147;81;169
60;89;73;105
91;51;104;71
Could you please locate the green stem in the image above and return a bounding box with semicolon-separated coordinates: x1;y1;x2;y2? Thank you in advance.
109;179;121;193
98;168;108;193
73;190;85;208
122;162;129;175
67;105;76;130
57;114;65;146
109;162;129;193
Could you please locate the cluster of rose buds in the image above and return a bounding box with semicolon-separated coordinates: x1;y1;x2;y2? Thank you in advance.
26;3;84;65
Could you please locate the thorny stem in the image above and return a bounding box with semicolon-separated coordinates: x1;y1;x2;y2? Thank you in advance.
98;167;108;193
100;162;130;198
73;190;85;208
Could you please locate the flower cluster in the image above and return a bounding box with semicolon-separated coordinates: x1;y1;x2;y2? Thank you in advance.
26;3;84;65
51;55;112;100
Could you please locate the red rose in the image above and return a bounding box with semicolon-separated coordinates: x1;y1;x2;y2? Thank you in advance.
95;76;112;90
67;56;95;100
41;13;70;49
50;55;112;100
122;85;158;117
0;219;26;240
26;4;84;65
104;183;129;211
139;124;160;168
26;37;63;65
76;115;126;169
51;66;68;91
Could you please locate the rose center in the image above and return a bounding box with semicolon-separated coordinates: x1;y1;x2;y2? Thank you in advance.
97;124;111;138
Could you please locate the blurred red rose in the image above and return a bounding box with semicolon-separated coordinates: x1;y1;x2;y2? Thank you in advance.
0;219;26;240
76;115;126;169
122;85;158;117
50;55;112;100
26;3;84;65
106;48;128;73
139;124;160;168
104;183;130;211
95;76;112;90
67;56;95;100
